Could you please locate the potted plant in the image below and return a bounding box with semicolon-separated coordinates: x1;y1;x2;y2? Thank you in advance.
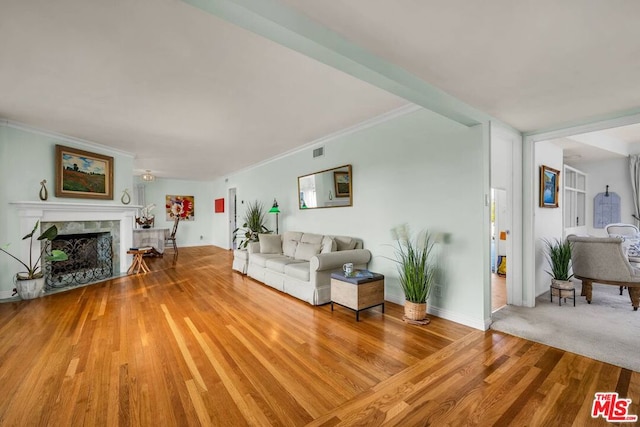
233;200;272;249
0;221;68;299
389;224;437;323
543;238;573;298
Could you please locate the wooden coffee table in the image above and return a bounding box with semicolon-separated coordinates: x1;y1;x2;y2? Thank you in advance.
330;271;384;321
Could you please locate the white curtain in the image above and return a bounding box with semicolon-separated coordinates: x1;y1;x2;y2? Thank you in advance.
629;155;640;227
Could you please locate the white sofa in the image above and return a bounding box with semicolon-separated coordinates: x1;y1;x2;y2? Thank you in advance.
245;231;372;305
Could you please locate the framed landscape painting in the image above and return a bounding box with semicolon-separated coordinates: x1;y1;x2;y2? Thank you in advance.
334;171;350;197
539;165;560;208
55;145;114;200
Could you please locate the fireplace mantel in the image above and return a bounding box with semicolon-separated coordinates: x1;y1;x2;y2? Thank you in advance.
10;201;142;214
10;201;142;291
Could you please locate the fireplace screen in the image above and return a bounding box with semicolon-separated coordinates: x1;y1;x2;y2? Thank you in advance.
46;232;113;289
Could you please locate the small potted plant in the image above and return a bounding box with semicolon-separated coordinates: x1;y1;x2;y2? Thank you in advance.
388;224;437;323
233;200;272;249
543;238;573;297
0;221;68;299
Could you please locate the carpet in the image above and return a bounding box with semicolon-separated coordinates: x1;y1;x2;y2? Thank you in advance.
491;281;640;372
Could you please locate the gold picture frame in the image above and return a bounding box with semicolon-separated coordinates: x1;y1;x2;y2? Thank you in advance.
55;145;114;200
334;171;351;198
539;165;560;208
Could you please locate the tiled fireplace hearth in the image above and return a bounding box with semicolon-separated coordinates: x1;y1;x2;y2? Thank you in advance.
10;201;140;297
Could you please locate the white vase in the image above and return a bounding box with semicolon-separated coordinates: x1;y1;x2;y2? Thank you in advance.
15;277;45;300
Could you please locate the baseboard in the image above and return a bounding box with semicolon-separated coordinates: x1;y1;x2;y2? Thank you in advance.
384;291;487;331
0;290;16;300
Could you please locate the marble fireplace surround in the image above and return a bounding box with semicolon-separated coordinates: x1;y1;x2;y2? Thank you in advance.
11;201;140;287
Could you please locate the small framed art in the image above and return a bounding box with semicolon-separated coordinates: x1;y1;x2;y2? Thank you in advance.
539;165;560;208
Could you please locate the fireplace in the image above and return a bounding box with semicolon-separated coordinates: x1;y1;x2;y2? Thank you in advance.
9;201;139;298
47;232;113;289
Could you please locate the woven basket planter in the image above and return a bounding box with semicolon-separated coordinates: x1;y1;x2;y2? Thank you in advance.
551;279;574;298
404;301;427;321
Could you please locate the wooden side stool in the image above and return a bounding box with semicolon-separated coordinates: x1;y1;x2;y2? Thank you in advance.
127;248;152;274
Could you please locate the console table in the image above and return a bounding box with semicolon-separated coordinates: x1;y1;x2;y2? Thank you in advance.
132;228;169;254
330;271;384;321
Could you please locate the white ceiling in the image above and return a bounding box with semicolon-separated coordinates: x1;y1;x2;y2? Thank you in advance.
2;0;640;180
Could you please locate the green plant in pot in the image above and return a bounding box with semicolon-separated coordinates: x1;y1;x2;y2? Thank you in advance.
1;221;68;299
543;237;573;298
388;224;437;323
233;200;272;249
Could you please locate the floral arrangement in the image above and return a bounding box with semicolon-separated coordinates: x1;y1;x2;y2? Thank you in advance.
136;204;156;228
166;195;194;221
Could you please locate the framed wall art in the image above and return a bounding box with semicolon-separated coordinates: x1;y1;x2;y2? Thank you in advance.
334;171;351;198
539;165;560;208
55;145;114;200
214;198;225;213
166;195;195;221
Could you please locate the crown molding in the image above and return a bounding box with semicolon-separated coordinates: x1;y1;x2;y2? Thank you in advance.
0;119;135;158
227;103;422;177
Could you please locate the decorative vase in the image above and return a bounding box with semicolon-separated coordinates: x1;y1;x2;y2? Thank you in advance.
142;224;151;229
14;276;45;300
404;301;427;321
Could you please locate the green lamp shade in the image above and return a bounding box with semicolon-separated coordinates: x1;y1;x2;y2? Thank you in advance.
269;199;280;214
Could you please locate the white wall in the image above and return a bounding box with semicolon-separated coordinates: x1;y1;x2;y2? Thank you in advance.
212;108;491;329
139;177;215;248
568;156;633;236
534;141;564;296
0;123;134;295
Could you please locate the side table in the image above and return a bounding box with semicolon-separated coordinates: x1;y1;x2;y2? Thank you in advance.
330;271;384;321
127;248;152;274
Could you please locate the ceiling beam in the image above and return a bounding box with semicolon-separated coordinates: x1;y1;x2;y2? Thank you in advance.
182;0;488;127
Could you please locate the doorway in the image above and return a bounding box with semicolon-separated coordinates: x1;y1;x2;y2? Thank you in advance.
491;188;508;311
490;123;521;312
228;188;237;250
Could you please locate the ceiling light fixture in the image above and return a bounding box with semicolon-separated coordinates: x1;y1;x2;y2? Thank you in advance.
141;170;155;182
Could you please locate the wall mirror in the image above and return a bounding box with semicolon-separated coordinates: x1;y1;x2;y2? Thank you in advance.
298;164;352;209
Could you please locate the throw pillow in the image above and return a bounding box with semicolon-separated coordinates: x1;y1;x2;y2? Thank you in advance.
259;234;282;254
294;242;321;261
334;236;357;251
283;239;298;258
321;236;336;254
301;233;323;244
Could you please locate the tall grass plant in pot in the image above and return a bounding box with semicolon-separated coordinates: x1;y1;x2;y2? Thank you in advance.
1;221;68;299
233;200;272;249
543;238;573;298
389;224;437;323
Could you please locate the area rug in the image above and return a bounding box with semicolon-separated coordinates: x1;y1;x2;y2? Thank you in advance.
491;281;640;372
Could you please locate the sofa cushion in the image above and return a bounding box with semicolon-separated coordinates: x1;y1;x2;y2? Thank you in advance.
251;253;286;267
265;257;305;273
334;236;357;251
259;234;282;254
285;262;311;282
283;231;303;242
321;236;336;254
283;239;298;258
295;242;321;261
301;233;323;244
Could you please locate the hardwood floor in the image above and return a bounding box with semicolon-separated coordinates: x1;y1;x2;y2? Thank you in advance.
492;273;507;311
0;246;637;426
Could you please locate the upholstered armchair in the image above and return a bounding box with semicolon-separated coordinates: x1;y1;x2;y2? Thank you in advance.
567;235;640;310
